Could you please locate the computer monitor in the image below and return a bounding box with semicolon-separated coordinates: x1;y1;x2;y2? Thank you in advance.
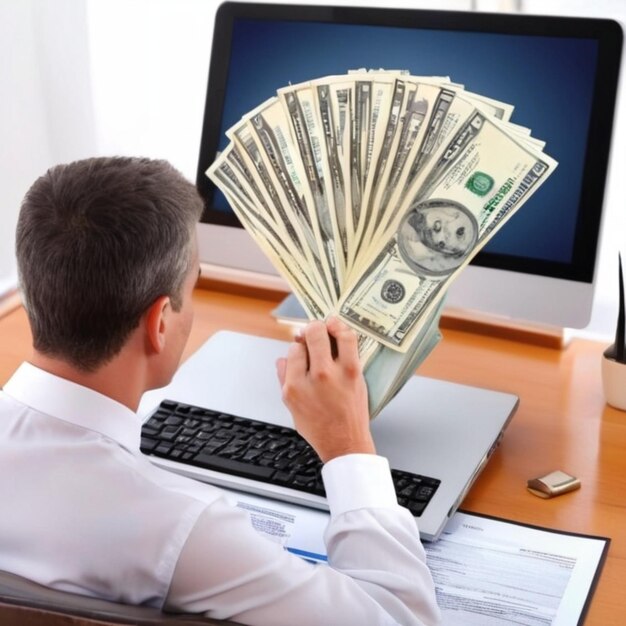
195;2;622;330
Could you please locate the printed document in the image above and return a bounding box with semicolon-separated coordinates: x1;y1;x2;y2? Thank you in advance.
228;491;608;625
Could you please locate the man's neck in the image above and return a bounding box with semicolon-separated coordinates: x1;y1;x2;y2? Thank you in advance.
30;349;149;413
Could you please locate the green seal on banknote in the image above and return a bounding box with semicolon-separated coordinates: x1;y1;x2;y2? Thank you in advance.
465;171;494;197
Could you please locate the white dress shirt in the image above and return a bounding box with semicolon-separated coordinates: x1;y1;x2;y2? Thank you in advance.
0;363;440;625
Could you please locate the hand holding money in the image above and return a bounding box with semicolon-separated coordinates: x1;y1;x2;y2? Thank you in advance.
208;69;557;417
276;317;375;463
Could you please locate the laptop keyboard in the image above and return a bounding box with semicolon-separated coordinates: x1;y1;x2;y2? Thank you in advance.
140;400;441;517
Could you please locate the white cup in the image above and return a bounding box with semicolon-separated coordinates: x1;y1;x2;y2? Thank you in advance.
601;354;626;411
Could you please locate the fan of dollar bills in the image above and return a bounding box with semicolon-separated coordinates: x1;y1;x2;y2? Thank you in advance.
207;69;557;417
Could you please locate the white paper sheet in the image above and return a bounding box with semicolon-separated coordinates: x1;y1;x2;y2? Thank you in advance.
424;512;608;625
227;489;329;564
227;491;608;625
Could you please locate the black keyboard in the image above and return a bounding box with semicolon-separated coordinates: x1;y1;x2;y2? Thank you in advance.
140;400;441;517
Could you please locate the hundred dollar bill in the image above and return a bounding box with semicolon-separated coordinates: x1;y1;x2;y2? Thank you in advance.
208;152;328;319
227;111;305;254
355;79;372;196
337;76;372;239
243;97;340;293
408;85;517;186
404;86;460;187
278;83;345;299
364;78;393;183
460;89;514;121
208;146;309;266
321;77;399;271
373;79;421;219
349;68;411;76
210;143;321;289
226;190;328;320
369;88;485;252
210;145;280;237
505;122;547;151
223;143;275;222
350;76;402;265
338;111;558;351
228;108;334;305
247;100;314;234
321;80;359;257
217;144;315;276
352;84;463;262
220;145;332;309
314;79;349;268
361;80;444;257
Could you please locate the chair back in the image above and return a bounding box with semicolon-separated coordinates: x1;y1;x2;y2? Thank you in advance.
0;569;242;625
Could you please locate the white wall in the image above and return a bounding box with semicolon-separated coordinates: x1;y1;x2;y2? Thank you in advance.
1;0;623;340
0;0;52;293
0;0;97;293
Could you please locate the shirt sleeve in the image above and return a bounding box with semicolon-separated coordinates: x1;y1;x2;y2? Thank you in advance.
164;454;441;626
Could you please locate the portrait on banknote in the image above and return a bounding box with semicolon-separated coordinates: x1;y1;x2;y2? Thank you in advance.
397;199;478;277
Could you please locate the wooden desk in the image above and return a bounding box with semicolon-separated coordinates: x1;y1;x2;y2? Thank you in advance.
1;286;624;624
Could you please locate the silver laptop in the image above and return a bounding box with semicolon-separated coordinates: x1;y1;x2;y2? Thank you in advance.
138;331;518;541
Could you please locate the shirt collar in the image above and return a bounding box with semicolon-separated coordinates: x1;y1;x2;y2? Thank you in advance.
3;362;142;452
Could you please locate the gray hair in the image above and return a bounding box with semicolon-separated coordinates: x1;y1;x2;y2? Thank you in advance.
16;156;204;371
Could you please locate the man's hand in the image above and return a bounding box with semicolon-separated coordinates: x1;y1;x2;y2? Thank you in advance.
276;317;376;463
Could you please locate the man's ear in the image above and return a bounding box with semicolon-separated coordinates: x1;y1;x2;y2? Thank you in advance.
145;296;171;354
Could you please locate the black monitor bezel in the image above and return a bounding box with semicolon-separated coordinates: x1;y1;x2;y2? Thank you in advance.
196;1;622;283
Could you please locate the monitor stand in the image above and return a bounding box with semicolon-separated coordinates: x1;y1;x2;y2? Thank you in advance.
198;260;566;350
440;306;567;349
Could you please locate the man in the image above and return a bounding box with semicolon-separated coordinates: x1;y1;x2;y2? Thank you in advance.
0;157;440;625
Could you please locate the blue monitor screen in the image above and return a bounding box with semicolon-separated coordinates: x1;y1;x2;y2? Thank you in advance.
197;5;622;283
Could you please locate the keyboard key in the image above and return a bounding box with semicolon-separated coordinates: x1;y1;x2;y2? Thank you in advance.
407;501;427;516
155;442;173;455
193;451;276;481
140;437;158;452
165;416;184;426
142;424;161;437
